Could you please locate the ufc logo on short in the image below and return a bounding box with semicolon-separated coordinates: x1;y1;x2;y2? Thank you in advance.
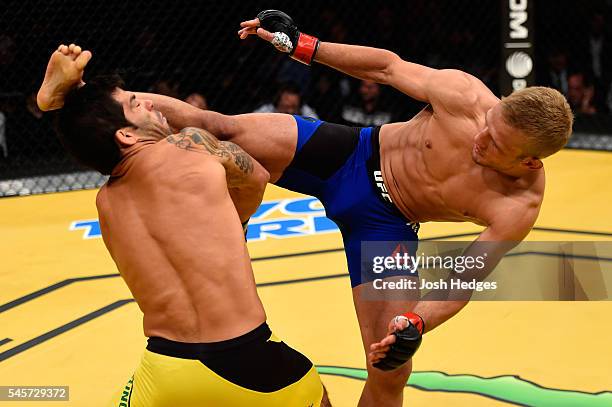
373;170;393;203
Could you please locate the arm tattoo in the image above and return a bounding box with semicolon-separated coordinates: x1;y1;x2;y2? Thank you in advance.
220;141;254;174
166;127;253;175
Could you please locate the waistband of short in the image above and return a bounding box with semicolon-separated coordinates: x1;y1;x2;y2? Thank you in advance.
147;322;271;359
368;126;382;156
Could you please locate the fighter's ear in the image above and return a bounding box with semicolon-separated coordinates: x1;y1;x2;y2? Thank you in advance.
115;127;138;147
523;157;543;170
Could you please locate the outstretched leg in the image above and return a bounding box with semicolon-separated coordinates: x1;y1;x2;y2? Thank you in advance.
134;91;299;181
37;43;92;111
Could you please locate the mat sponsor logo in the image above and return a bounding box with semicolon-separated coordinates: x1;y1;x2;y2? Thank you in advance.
69;197;339;241
246;197;338;241
69;219;101;239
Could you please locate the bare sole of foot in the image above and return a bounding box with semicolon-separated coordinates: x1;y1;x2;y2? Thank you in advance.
37;43;92;111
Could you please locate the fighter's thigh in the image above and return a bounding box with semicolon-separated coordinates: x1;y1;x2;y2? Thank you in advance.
231;113;297;181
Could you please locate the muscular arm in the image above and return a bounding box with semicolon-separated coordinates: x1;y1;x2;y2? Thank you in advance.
241;15;485;112
246;20;486;114
414;207;536;332
314;43;434;102
314;42;481;113
166;127;269;222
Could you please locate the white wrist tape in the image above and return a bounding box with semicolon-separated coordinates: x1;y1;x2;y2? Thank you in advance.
271;32;293;53
393;315;410;329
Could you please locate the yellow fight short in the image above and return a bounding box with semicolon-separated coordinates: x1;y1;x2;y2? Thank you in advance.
107;322;324;406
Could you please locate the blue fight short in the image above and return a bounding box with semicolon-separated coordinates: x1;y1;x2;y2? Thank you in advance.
276;116;420;287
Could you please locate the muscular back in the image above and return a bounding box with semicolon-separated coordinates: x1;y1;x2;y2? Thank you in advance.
379;73;544;233
96;136;265;342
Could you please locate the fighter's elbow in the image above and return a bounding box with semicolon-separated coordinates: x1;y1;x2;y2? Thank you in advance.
253;165;270;188
239;161;269;192
379;51;403;85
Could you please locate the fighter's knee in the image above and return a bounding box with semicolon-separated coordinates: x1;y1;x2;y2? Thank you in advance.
367;360;412;390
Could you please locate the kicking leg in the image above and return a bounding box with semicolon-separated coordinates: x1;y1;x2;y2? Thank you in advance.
133;92;297;181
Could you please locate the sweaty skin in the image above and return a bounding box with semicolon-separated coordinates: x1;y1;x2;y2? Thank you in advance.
380;97;543;227
96;130;267;343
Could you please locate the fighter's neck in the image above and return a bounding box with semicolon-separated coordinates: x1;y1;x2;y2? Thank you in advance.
490;165;543;190
495;165;542;180
111;139;158;177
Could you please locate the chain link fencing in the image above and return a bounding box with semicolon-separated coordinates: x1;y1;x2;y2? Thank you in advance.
1;0;611;197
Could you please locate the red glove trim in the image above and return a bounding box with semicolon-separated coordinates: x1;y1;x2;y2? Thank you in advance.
402;312;425;335
291;33;320;65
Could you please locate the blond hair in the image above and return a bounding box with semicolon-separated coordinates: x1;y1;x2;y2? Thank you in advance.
500;86;573;158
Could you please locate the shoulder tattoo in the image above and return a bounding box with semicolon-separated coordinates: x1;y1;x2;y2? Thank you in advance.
166;128;253;174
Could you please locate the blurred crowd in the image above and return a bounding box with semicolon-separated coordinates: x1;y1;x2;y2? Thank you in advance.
1;0;611;178
540;11;612;116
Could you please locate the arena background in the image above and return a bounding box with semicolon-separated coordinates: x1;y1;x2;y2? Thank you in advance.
1;1;612;407
1;0;612;194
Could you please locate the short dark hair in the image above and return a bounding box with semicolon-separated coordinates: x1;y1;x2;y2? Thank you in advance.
274;82;302;107
55;74;134;175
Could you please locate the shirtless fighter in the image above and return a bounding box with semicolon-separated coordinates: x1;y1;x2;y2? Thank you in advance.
235;11;572;404
37;44;329;407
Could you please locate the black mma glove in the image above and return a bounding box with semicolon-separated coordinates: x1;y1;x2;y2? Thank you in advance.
373;312;425;371
257;10;320;65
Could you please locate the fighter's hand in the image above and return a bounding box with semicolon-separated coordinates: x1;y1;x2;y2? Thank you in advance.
368;316;408;365
238;18;274;42
370;312;425;371
237;10;320;65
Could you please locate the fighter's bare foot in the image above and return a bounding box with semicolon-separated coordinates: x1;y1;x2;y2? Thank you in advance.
37;43;92;111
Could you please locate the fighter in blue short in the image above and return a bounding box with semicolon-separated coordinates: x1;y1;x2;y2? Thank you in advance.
233;16;569;407
276;115;420;288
